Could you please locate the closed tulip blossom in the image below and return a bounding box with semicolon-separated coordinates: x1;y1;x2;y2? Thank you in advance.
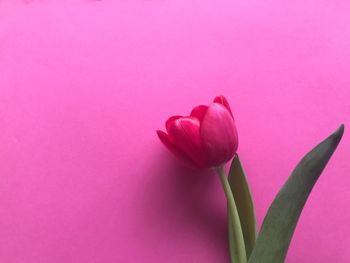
157;95;238;169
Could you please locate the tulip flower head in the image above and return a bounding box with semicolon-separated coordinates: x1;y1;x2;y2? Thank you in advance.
157;95;238;169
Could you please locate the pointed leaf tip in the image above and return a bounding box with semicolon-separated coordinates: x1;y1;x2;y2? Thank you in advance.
336;124;345;139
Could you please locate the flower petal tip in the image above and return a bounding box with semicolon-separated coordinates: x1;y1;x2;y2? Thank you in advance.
214;95;233;116
166;115;182;132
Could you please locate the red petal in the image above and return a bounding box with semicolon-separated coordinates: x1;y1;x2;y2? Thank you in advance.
200;103;238;166
190;105;208;123
168;117;208;168
156;130;194;166
214;95;233;116
166;115;182;132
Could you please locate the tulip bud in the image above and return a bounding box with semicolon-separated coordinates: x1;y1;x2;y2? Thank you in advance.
157;95;238;168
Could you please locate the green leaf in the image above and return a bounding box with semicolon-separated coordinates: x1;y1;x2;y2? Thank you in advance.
228;154;257;259
248;124;345;263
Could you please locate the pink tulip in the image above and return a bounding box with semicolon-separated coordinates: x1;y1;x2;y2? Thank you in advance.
157;95;238;169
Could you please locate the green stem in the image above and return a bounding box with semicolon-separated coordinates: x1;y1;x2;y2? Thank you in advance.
227;204;235;263
217;166;247;263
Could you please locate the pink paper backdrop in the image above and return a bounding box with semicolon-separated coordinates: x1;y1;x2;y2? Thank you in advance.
0;0;349;262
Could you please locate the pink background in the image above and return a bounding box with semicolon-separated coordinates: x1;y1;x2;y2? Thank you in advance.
0;0;349;262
